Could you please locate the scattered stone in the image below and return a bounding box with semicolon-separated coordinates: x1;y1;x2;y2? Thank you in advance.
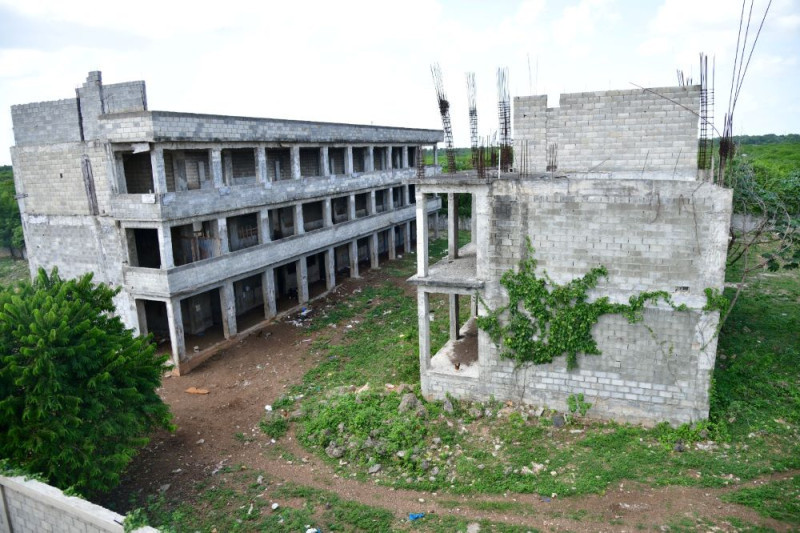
264;404;272;411
535;406;545;417
443;398;454;413
431;466;440;476
484;408;493;418
171;468;182;474
420;460;430;471
396;450;407;458
196;438;205;445
432;437;442;446
256;475;264;485
185;387;209;395
159;484;170;493
289;409;304;421
477;464;485;470
368;464;382;474
467;523;481;533
552;414;565;427
325;442;345;459
521;466;534;475
355;383;370;394
468;407;483;419
674;440;686;453
398;393;419;413
415;405;428;419
271;502;280;511
699;428;709;439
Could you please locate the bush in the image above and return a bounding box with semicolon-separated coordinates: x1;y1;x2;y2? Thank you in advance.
0;269;173;496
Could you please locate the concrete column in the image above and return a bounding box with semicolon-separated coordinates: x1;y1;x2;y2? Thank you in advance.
366;146;375;172
402;146;409;168
345;146;354;175
220;282;237;338
290;146;301;180
388;227;397;260
402;184;410;207
448;192;458;259
135;300;148;336
158;224;174;269
325;247;336;290
404;221;412;253
150;147;168;194
416;192;429;277
167;298;185;367
173;151;187;191
258;208;271;244
211;148;223;188
297;259;309;304
417;290;431;367
349;240;360;278
369;190;377;215
474;191;490;280
323;198;333;227
321;146;330;177
264;269;277;318
218;218;230;254
387;187;395;211
295;203;305;235
449;294;460;341
433;211;440;239
257;147;269;186
348;194;356;220
370;232;379;269
386;147;393;171
222;151;233;185
433;145;439;166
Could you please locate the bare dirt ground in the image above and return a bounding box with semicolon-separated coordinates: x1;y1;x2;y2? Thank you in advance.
103;268;793;532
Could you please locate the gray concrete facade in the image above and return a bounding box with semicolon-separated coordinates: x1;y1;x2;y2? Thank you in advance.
411;85;732;426
11;71;443;374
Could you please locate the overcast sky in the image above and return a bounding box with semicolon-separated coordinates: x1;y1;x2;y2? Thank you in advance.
1;0;798;166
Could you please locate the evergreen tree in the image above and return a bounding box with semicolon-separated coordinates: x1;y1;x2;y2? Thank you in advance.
0;269;172;496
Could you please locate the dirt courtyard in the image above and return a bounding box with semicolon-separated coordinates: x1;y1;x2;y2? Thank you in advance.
102;267;793;532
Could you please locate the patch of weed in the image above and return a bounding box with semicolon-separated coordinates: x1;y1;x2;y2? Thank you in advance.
722;475;800;523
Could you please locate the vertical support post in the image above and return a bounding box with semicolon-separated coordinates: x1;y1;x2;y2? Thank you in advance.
220;282;237;338
370;232;379;269
325;247;336;290
218;218;230;254
135;300;148;336
404;221;412;253
449;293;460;341
348;194;356;221
264;269;277;318
418;290;431;368
167;298;185;368
158;224;174;269
150;146;168;194
297;259;309;304
388;227;396;260
402;146;409;168
345;146;354;175
258;208;271;244
173;151;187;191
295;203;305;235
387;147;393;170
433;211;440;239
349;240;360;278
290;146;301;180
321;146;330;177
257;146;268;186
448;192;458;259
366;146;375;172
417;192;429;277
471;192;477;244
211;148;223;188
222;150;233;185
369;190;377;215
323;198;333;227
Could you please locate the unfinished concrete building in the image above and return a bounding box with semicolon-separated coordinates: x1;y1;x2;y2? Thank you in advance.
11;71;442;374
411;86;732;425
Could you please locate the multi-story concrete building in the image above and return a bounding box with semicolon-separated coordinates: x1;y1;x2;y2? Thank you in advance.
411;85;732;425
10;71;442;374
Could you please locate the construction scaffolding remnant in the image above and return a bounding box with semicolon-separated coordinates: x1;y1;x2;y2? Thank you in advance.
466;72;479;173
698;52;714;176
497;67;512;171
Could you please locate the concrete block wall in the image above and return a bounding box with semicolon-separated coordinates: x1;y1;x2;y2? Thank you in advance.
514;86;700;177
0;475;157;533
11;99;82;146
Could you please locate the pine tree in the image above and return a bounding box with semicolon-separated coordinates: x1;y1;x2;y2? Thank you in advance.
0;269;172;496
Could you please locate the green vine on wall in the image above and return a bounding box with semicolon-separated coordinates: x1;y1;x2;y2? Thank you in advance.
476;241;691;370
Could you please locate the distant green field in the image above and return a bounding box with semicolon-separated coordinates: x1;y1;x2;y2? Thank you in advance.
738;142;800;178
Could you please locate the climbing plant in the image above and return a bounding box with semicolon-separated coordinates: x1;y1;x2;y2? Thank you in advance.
476;242;688;370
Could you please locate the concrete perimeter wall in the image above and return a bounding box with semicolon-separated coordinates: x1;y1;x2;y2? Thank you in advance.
513;86;700;177
0;475;156;533
422;176;732;425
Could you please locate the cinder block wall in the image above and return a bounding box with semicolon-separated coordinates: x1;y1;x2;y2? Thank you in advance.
513;86;700;177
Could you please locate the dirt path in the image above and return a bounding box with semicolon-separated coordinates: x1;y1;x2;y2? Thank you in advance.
104;270;793;532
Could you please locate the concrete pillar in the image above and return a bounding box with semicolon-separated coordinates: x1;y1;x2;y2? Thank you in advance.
323;198;333;227
448;193;458;259
417;192;429;277
402;184;410;207
222;151;233;185
325;247;336;290
258;208;271;244
388;227;397;260
150;147;168;194
449;294;460;341
211;148;223;188
471;193;477;244
348;194;356;220
402;146;409;168
370;232;379;269
404;221;412;253
474;191;490;280
135;300;148;336
366;146;375;172
349;240;360;278
173;151;187;191
345;146;354;175
298;259;309;304
290;146;301;180
220;283;237;338
167;298;185;367
321;146;330;177
433;211;440;239
158;224;174;269
264;269;277;318
369;190;377;216
433;145;439;166
387;187;395;211
218;218;230;254
295;203;305;235
257;147;269;186
386;147;393;171
417;290;431;366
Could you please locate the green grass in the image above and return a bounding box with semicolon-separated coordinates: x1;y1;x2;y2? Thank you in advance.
722;475;800;524
0;257;28;286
